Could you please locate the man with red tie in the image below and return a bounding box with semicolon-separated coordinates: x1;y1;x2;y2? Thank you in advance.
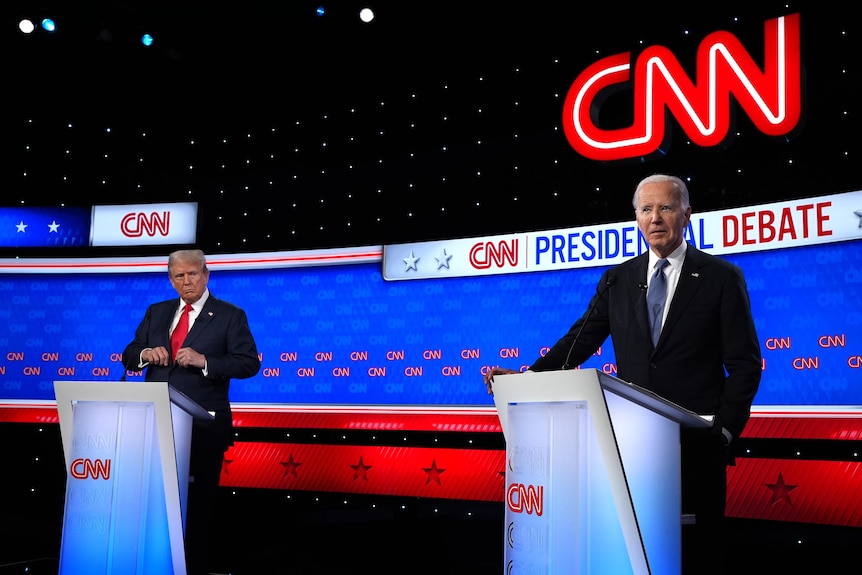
122;248;260;575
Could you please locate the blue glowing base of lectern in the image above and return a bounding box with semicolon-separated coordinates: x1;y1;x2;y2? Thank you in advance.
492;369;710;575
53;381;211;575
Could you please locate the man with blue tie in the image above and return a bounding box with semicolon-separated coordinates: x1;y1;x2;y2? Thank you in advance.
484;174;762;574
122;249;260;575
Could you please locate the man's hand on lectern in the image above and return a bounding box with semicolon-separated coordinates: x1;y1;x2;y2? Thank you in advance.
483;366;518;394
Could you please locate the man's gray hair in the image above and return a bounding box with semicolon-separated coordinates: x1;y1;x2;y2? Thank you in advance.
632;174;690;210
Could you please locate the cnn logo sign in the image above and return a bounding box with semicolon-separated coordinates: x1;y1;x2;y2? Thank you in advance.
121;211;171;238
563;13;801;161
70;457;111;480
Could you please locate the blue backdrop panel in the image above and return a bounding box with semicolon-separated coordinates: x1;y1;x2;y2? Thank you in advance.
0;240;860;407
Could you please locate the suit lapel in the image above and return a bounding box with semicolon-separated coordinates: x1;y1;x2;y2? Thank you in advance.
184;296;217;346
661;247;707;339
160;301;179;344
627;255;652;341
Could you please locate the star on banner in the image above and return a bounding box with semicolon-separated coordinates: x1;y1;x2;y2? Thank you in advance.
855;209;862;228
16;221;27;233
435;249;453;270
403;251;419;272
48;221;60;233
280;453;302;478
765;472;797;505
350;456;372;482
221;457;233;477
423;459;446;485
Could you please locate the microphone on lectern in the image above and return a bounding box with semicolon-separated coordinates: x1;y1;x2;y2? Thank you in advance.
562;275;617;370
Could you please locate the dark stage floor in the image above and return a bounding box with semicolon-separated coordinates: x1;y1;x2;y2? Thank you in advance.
3;486;861;575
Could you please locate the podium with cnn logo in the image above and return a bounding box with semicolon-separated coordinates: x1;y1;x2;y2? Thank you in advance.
491;369;710;575
54;380;212;575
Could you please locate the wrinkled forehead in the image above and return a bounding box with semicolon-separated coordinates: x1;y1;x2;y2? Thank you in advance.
636;186;679;207
169;259;206;274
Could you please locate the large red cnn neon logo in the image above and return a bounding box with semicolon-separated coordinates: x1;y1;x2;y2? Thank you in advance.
121;211;171;238
562;13;801;161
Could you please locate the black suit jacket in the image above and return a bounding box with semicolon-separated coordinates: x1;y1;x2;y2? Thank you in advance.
531;246;761;440
121;293;260;448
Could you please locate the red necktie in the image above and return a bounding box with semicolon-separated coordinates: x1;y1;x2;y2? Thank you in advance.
171;303;193;360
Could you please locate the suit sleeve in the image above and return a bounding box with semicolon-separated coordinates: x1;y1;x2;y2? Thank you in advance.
717;264;762;439
530;270;614;372
121;306;154;371
203;307;261;380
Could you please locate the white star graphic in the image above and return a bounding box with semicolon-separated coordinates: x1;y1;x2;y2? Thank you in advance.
48;221;60;233
16;221;27;233
435;249;453;269
403;251;420;271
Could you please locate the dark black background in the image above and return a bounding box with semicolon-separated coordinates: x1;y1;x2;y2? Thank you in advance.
3;1;857;257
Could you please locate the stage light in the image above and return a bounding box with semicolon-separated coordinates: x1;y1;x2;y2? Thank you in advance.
316;6;325;17
142;33;154;47
41;18;56;32
18;19;35;34
359;8;374;23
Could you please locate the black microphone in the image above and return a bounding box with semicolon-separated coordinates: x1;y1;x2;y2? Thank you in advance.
562;275;617;370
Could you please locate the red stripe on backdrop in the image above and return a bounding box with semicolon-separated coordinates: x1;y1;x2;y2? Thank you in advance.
220;442;506;502
229;404;502;432
742;412;862;440
727;458;862;527
6;403;861;437
0;402;60;424
6;402;862;525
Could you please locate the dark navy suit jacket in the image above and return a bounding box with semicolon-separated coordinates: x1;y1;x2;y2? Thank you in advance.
122;293;260;448
531;245;761;440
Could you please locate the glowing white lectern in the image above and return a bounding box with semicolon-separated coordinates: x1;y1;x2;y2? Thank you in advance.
54;380;212;575
492;368;710;575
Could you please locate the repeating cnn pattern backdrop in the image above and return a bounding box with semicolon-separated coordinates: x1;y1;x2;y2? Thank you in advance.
1;237;860;406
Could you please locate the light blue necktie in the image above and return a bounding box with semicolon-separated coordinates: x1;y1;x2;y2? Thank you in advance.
647;259;669;346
